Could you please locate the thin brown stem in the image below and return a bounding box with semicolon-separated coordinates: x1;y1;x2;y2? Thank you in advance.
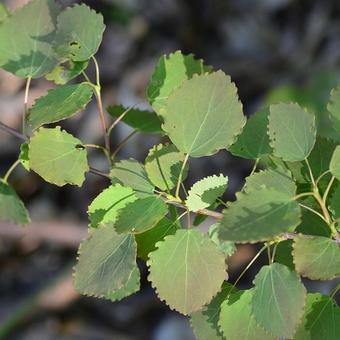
0;122;27;141
111;130;137;161
89;167;110;179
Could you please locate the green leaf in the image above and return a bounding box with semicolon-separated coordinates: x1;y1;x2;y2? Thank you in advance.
135;217;180;261
28;127;89;187
0;180;30;224
0;3;9;23
54;4;105;61
292;235;340;280
147;229;227;315
219;289;275;340
45;60;89;85
87;184;137;228
147;50;211;115
327;86;340;133
274;240;295;270
19;143;30;171
28;83;93;129
218;188;301;243
252;263;306;338
145;144;188;191
74;225;137;298
0;0;60;78
162;71;245;157
106;267;140;302
294;293;340;340
186;174;228;212
110;159;154;198
329;185;340;220
296;208;331;237
191;282;236;340
244;168;296;197
229;109;272;159
107;105;163;134
114;196;168;234
330;146;340;180
268;103;316;161
209;224;236;257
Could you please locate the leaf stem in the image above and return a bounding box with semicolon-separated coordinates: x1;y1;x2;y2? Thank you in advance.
305;158;316;187
84;144;111;164
232;244;267;289
22;77;32;136
293;192;314;200
323;175;335;203
316;169;331;185
299;203;327;223
175;153;189;199
111;130;137;161
0;122;27;141
3;159;21;182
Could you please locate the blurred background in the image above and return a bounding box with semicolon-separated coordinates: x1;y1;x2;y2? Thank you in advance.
1;0;340;339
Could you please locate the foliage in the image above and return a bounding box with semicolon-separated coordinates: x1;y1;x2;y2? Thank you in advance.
0;1;339;338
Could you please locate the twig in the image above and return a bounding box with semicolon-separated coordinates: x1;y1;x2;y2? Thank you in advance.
0;121;27;141
89;167;110;179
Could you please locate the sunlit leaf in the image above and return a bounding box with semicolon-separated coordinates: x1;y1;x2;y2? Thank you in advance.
28;127;89;187
186;174;228;212
162;71;245;157
330;146;340;180
87;184;137;228
147;229;227;315
19;143;30;171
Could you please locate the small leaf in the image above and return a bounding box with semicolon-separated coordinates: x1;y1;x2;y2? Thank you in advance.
0;0;60;78
218;188;301;243
208;224;236;257
329;185;340;220
147;229;227;315
19;143;30;171
330;145;340;180
54;4;105;61
251;263;306;338
147;50;211;115
28;127;89;187
74;225;137;298
0;180;30;225
107;105;163;134
268;103;316;161
87;184;137;228
186;174;228;212
110;159;154;198
292;235;340;280
294;293;340;340
327;86;340;133
244;167;296;197
114;196;168;234
191;282;236;340
219;289;275;340
162;71;245;157
28;83;93;129
229;109;272;159
45;60;89;85
106;267;140;302
135;217;180;261
145;144;188;191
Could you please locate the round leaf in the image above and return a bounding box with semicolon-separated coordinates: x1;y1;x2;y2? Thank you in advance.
28;127;89;187
162;71;246;158
147;229;227;315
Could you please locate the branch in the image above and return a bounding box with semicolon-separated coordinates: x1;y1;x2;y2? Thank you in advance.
0;121;27;141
